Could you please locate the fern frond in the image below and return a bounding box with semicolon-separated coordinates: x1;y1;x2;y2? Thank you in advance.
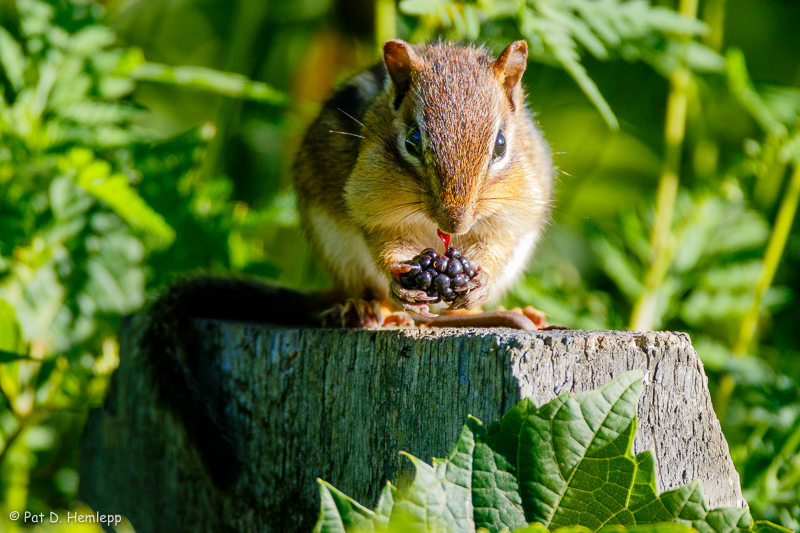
399;0;718;129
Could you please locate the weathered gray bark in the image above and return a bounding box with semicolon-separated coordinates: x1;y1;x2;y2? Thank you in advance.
79;319;745;533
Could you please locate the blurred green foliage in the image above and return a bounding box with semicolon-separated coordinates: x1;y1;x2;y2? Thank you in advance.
0;0;799;531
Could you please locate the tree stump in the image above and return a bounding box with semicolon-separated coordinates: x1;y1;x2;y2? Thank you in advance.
79;320;745;533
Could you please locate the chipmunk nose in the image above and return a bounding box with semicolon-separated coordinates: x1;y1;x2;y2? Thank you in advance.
437;205;473;235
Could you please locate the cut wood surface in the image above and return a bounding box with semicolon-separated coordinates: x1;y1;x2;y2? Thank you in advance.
79;319;745;533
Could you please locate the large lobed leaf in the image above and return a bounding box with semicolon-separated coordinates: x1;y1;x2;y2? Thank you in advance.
313;371;791;533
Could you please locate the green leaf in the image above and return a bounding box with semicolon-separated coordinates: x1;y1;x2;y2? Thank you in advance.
762;86;800;126
315;480;376;533
127;62;289;106
726;48;786;138
400;0;448;16
591;237;643;300
0;27;26;92
470;416;527;532
0;300;26;356
752;521;794;533
374;483;397;531
598;525;695;533
522;7;619;130
684;43;724;73
72;152;176;248
56;101;138;126
391;451;470;532
518;371;643;528
313;372;787;533
68;25;116;55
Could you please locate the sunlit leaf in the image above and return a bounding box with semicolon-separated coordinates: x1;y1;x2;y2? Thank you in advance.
0;27;26;92
591;237;643;300
726;49;786;138
74;155;176;248
127;62;290;105
68;26;116;55
0;300;26;356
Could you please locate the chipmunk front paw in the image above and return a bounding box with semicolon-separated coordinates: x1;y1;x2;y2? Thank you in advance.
321;298;417;328
322;299;382;328
450;268;490;310
389;261;438;317
389;281;437;317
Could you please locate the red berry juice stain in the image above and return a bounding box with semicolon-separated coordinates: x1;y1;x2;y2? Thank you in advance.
437;229;451;250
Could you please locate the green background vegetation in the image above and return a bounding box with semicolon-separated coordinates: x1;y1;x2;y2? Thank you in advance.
0;0;799;531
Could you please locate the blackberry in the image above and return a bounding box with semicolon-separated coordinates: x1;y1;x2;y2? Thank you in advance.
451;273;469;288
399;245;477;304
432;255;449;273
416;270;433;290
446;258;463;277
433;274;450;292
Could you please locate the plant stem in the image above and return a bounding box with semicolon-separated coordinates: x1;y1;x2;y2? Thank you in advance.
735;162;800;354
702;0;728;52
375;0;397;51
716;162;800;421
629;0;698;331
0;415;30;466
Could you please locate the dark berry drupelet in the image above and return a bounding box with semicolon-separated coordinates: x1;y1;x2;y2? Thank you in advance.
399;246;477;303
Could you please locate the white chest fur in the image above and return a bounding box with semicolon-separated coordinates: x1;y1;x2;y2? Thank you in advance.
307;206;389;297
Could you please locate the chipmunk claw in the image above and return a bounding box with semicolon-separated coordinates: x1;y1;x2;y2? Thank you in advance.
322;299;382;328
391;283;437;302
321;299;417;328
402;301;436;318
449;269;489;310
389;281;437;317
389;263;436;302
389;261;420;275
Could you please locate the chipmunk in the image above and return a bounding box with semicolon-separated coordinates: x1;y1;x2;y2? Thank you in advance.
140;39;553;489
295;39;552;322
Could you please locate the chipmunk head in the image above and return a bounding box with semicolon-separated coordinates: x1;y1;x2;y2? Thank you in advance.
380;39;529;236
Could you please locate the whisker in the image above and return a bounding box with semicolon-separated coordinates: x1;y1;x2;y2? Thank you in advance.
367;178;427;195
477;197;537;208
406;211;428;233
478;196;549;208
337;108;365;128
372;201;425;218
329;130;364;139
478;197;530;202
398;208;425;227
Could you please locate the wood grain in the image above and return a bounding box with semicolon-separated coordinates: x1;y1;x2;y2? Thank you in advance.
79;320;745;533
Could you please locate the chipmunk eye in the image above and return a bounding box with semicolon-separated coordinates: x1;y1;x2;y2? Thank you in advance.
493;132;506;159
405;128;422;158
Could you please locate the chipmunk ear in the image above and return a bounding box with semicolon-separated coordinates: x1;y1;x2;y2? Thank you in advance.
494;40;528;111
383;39;422;110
